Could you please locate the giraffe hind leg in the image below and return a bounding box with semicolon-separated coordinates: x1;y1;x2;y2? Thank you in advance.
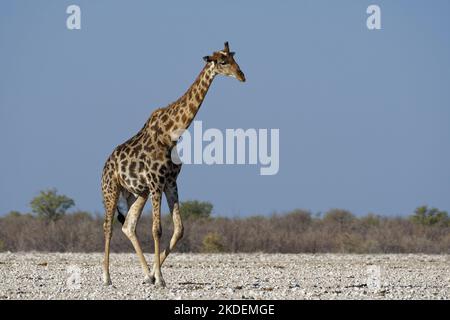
102;180;120;286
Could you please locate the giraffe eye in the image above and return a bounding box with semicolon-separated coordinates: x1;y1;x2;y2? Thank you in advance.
219;60;228;65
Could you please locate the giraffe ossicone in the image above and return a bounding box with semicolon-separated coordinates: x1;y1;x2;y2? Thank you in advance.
101;42;245;287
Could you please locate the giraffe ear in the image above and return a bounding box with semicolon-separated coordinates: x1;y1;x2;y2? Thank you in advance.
203;56;212;62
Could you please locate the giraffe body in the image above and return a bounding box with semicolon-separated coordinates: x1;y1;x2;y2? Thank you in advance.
101;42;245;286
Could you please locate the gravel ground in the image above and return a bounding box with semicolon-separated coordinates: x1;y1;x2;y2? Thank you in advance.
0;253;448;300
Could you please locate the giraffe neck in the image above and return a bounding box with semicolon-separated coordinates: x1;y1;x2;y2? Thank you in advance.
144;62;216;147
168;62;216;130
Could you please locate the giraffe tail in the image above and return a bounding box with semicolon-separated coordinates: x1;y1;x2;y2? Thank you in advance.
116;207;125;225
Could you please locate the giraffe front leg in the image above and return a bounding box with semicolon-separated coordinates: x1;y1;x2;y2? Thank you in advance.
121;195;152;284
151;182;183;278
151;191;165;288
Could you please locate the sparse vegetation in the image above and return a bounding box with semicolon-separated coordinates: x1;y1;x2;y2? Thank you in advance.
0;204;448;253
2;190;449;253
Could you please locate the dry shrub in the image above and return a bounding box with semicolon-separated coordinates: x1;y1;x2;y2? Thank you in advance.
0;209;449;254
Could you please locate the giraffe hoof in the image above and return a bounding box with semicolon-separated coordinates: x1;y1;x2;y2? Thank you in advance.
155;279;166;288
103;277;112;286
143;275;155;285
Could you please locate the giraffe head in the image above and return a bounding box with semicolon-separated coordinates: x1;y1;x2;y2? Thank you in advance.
203;42;246;82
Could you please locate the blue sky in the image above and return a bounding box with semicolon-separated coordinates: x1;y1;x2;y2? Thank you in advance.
1;0;449;216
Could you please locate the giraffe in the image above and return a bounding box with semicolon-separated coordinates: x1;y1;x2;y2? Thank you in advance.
101;42;245;287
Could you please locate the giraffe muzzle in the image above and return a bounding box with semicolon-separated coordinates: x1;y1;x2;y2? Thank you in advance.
237;70;246;82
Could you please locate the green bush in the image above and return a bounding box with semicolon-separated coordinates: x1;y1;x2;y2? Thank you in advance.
410;206;449;226
202;232;225;253
30;188;75;222
180;200;213;219
7;211;22;218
